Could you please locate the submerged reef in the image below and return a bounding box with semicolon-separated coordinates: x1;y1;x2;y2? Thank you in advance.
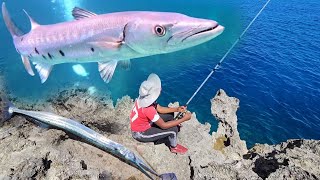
0;87;319;179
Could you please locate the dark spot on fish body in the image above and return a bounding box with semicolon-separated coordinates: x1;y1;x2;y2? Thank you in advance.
48;53;53;59
35;48;39;54
20;37;24;41
42;55;47;59
59;50;65;56
91;47;95;52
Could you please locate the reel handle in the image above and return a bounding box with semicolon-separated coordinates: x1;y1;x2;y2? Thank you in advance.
174;105;188;120
174;111;186;120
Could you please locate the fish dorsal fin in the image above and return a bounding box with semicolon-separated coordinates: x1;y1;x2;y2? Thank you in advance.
34;62;53;83
72;7;97;20
23;9;40;30
98;60;118;83
21;55;35;76
2;2;24;37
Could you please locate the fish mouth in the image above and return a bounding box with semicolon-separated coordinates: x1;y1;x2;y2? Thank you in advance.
182;24;224;42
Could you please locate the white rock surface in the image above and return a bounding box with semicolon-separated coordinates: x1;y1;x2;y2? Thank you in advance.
0;88;318;180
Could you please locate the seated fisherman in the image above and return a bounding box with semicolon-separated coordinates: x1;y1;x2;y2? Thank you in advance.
130;73;192;155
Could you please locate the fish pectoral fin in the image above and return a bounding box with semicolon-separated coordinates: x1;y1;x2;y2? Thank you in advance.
88;41;121;50
23;9;40;30
34;62;53;83
118;59;131;70
21;55;35;76
72;7;97;20
98;60;118;83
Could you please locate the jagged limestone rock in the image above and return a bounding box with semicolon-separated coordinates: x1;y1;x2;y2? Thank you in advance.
244;139;320;179
211;89;248;161
0;87;319;180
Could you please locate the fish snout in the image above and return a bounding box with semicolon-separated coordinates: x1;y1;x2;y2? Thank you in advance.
195;20;220;36
181;20;224;43
203;20;219;30
164;17;224;52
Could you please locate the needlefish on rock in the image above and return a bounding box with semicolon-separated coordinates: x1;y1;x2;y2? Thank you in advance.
2;2;224;83
0;97;177;180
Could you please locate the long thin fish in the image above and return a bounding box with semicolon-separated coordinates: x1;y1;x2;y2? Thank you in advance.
0;98;176;179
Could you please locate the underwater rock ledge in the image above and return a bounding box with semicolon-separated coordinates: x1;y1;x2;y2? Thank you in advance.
0;87;319;179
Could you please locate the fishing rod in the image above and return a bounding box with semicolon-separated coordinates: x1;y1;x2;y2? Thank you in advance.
175;0;271;119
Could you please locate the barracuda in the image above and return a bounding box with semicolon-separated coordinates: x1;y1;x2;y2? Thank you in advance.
2;2;224;83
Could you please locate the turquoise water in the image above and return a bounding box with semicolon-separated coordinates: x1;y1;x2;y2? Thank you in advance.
1;0;319;147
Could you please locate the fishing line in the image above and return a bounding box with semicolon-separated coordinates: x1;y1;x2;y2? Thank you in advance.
176;0;271;119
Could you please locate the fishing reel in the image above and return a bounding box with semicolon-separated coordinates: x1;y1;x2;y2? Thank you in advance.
174;111;187;120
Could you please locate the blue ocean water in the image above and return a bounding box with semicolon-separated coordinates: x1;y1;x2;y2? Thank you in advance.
0;0;319;147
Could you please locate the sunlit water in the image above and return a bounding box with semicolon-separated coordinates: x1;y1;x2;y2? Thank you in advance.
1;0;319;147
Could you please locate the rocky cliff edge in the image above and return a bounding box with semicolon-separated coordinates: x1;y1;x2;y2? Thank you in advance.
0;88;319;180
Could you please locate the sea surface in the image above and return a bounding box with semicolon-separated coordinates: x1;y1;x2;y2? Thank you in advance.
0;0;319;147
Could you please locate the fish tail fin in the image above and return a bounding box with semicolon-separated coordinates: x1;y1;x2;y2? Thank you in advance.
0;96;14;126
2;2;23;38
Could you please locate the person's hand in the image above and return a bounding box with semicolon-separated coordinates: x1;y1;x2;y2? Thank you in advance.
177;106;187;112
182;112;192;121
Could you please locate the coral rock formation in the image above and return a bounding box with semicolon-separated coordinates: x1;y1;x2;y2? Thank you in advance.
211;89;248;161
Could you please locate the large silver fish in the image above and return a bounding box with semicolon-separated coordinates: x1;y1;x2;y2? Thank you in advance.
2;3;224;83
0;97;176;180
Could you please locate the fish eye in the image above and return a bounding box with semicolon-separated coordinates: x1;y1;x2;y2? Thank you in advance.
154;25;166;37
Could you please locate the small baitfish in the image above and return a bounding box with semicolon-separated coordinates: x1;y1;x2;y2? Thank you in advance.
2;3;224;83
